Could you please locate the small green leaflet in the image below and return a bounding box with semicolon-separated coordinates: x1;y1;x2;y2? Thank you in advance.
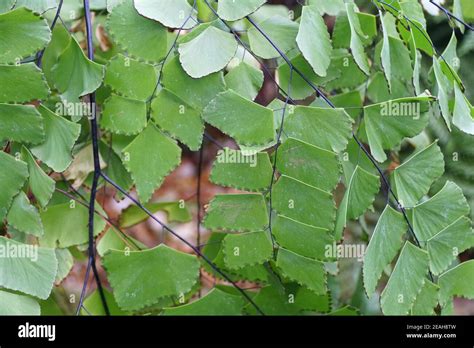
97;229;146;257
380;242;429;315
438;260;474;305
391;142;445;208
296;5;332;77
30;105;81;172
411;281;439;316
223;231;273;269
151;88;204;151
7;192;44;237
363;206;407;298
217;0;266;21
119;201;192;228
0;237;57;300
202;90;275;147
14;0;58;13
433;57;452;130
453;83;474;135
0;63;49;103
103;244;200;311
224;62;264;101
0;152;28;221
0;7;51;64
133;0;197;30
0;290;40;315
55;248;74;283
0;104;45;145
209;148;273;192
100;94;147;135
203;194;268;232
308;0;345;16
345;1;370;75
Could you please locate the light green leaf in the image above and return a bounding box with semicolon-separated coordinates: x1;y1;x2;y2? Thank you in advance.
345;1;370;75
104;54;158;101
439;260;474;305
0;152;28;221
210;148;273;192
97;229;146;257
248;15;299;59
276;248;327;295
380;242;429;315
162;288;244;315
0;103;45;145
284;106;353;153
0;63;49;103
202;90;275;147
363;206;408;298
178;26;237;78
433;57;452;130
21;146;55;208
51;36;104;103
217;0;265;21
392;142;445;208
7;192;44;237
82;288;126;315
14;0;57;13
122;124;182;203
410;281;439;315
0;7;51;64
276;138;341;192
272;175;335;230
100;94;147;135
224;62;263;101
134;0;197;29
335;166;380;240
296;5;332;77
162;56;226;111
0;290;40;315
151;88;204;151
272;215;333;261
54;248;73;283
40;202;106;248
333;11;377;49
223;231;273;269
119;201;192;228
31;105;81;172
107;1;168;62
203;194;268;232
0;237;57;299
103;244;200;311
42;25;71;87
453;82;474;135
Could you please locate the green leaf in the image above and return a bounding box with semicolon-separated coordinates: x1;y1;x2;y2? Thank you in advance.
223;231;273;269
162;56;226;111
276;248;327;295
453;82;474;135
0;152;28;221
294;287;331;313
439;260;474;305
134;0;197;29
119;201;192;228
363;206;408;298
391;142;445;208
333;12;377;48
0;63;49;103
210;148;273;192
345;1;370;75
0;290;40;315
7;192;44;237
31;105;81;172
51;35;104;103
217;0;265;21
0;104;45;145
0;237;57;299
296;5;332;77
42;25;71;87
410;181;470;243
151;88;204;151
361;96;432;162
82;288;126;315
54;248;74;283
97;228;146;257
104;54;158;101
103;244;200;311
122;124;182;203
40;202;106;248
21;146;55;208
272;215;333;261
202;90;275;147
14;0;57;14
100;94;147;135
248;15;299;59
276;138;341;192
0;7;51;64
107;1;168;62
178;26;237;78
272;175;335;230
163;287;244;315
335;166;380;240
411;281;439;315
284;106;353;153
224;62;263;101
380;242;429;315
433;57;452;130
203;194;268;232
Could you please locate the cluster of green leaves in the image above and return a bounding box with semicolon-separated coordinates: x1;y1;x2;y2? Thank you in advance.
0;0;474;316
